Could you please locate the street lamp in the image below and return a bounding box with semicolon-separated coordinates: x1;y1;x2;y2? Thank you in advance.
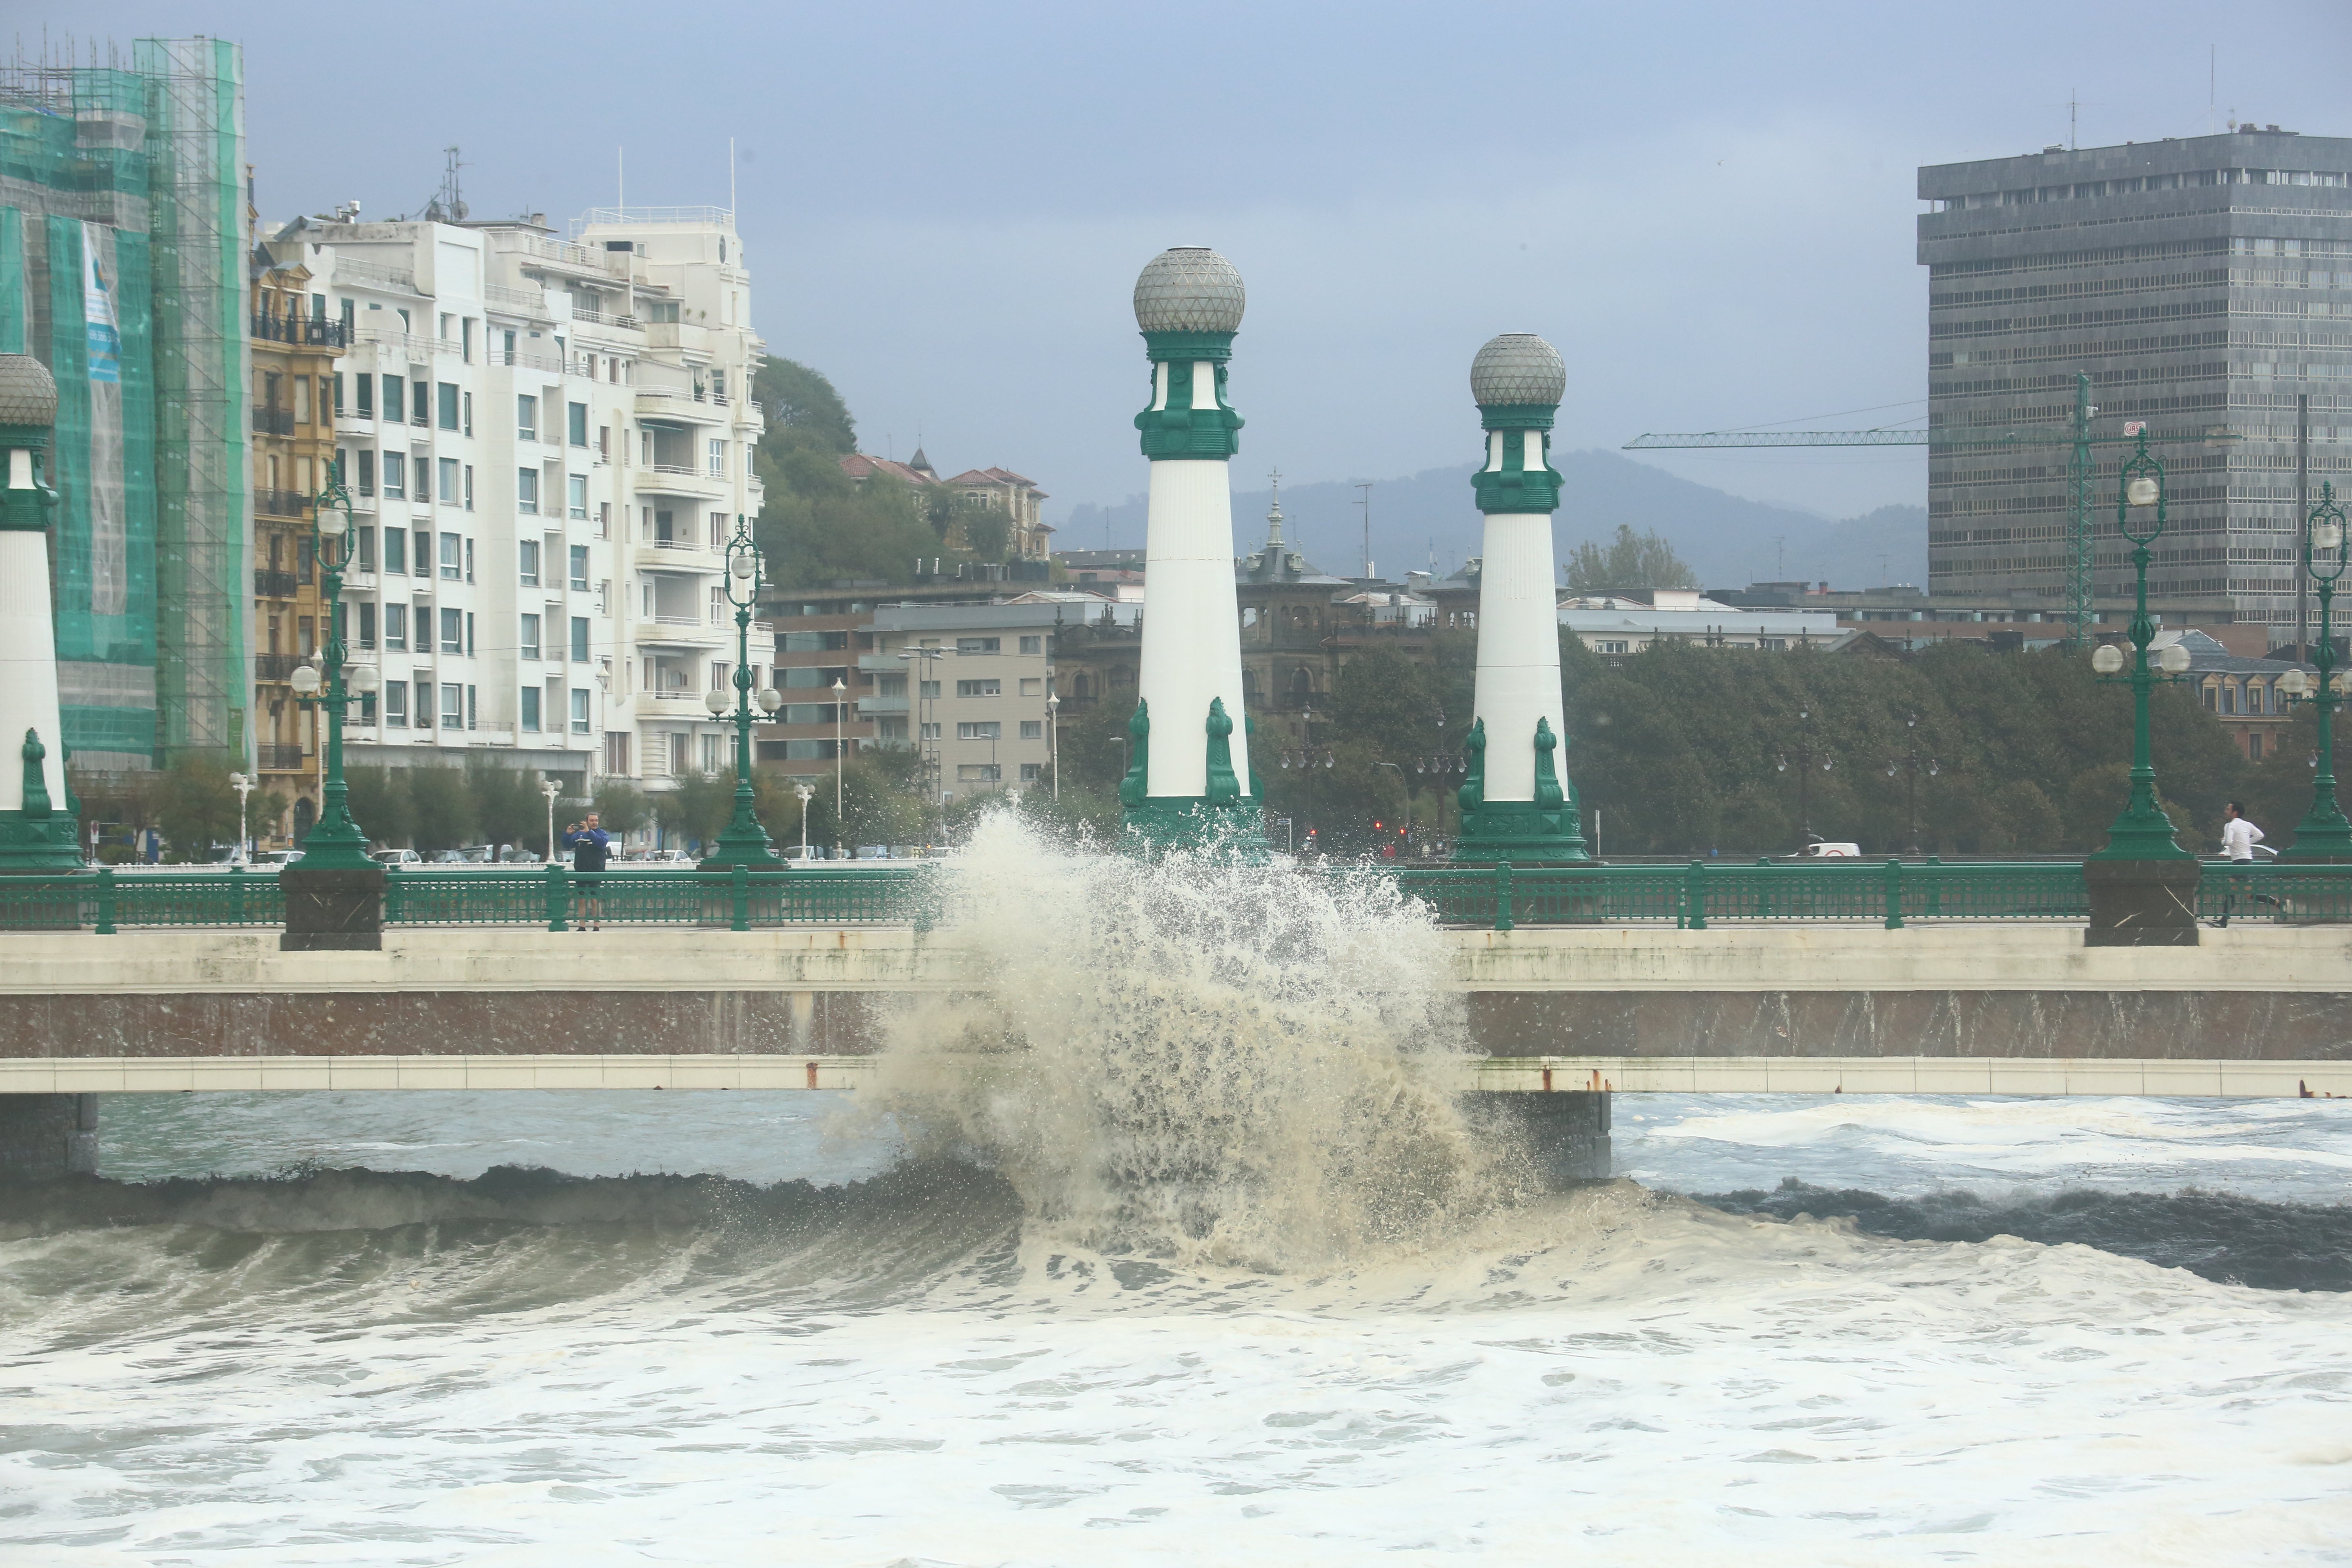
700;514;782;869
1046;691;1060;801
1884;712;1939;857
1775;706;1834;851
2089;425;2193;860
832;675;847;861
794;782;814;862
2281;481;2352;860
540;776;559;864
290;462;379;869
1375;759;1412;847
227;771;253;864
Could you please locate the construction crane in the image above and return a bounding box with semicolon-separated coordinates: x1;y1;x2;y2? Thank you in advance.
1624;373;2226;648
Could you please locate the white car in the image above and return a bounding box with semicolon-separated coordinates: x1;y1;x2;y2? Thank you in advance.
1796;842;1862;858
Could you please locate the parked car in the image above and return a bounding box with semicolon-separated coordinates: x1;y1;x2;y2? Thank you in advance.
1795;842;1862;858
371;849;423;867
251;849;304;868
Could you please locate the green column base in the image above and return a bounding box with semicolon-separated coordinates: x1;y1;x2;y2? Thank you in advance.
0;809;83;872
1121;794;1267;855
1453;801;1591;865
700;811;783;870
2279;814;2352;862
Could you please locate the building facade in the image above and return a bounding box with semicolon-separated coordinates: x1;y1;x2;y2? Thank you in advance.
868;601;1061;801
282;205;765;813
1919;129;2352;636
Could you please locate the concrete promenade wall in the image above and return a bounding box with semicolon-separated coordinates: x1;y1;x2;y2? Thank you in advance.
0;925;2346;1094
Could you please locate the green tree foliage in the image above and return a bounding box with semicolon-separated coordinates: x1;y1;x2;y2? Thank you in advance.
466;760;544;854
404;767;477;853
1565;524;1695;591
659;771;739;848
756;447;948;590
342;766;413;851
592;779;652;836
959;503;1012;564
753;356;857;455
805;751;928;849
151;753;241;860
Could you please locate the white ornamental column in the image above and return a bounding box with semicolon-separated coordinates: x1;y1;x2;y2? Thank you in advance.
1454;333;1587;864
1120;247;1257;845
0;353;77;871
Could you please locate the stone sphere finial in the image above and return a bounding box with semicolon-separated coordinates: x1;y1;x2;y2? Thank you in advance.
0;354;59;429
1134;247;1246;334
1470;333;1565;407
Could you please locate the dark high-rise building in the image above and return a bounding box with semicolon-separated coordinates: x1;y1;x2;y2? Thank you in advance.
1919;127;2352;637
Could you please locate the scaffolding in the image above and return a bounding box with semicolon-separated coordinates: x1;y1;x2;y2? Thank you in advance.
136;36;247;763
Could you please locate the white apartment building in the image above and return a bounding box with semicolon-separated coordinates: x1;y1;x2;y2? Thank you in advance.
275;204;766;801
866;603;1061;801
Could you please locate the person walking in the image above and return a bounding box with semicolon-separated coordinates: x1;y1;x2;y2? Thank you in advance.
562;811;610;931
2215;800;2270;927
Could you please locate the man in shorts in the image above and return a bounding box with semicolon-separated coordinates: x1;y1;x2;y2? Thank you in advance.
562;812;610;930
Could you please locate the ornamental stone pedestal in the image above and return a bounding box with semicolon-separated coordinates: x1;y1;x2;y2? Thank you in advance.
1452;335;1588;867
1120;247;1263;851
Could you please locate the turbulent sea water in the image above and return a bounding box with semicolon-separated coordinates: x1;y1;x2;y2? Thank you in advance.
4;822;2351;1564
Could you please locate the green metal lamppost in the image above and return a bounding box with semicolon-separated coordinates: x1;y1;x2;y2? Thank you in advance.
2279;481;2352;861
290;463;380;870
2087;427;2194;860
700;513;783;869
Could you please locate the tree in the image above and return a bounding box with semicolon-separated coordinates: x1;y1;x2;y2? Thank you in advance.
342;765;412;849
753;356;856;455
1566;524;1694;591
405;767;477;853
467;761;544;855
960;502;1012;563
151;753;238;860
659;771;738;848
592;779;652;837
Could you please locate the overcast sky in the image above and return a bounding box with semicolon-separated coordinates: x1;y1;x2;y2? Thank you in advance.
54;0;2352;530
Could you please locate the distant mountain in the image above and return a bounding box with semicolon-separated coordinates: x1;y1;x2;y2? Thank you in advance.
1059;449;1927;591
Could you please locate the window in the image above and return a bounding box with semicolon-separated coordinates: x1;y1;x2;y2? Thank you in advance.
782;630;849;652
517;468;539;514
293;376;311;425
359;690;378;725
710;585;726;626
385;682;408;727
441;683;464;729
517;394;538;441
957;763;1001;782
519;540;541;586
597;502;611;539
520;686;542;732
462;391;473;437
1020;720;1042;740
570;616;590;663
440;532;461;580
357;602;378;651
568;474;588;520
2220;684;2236;716
570;688;591;735
957;679;1001;697
383;602;408;652
1020;678;1042;697
958;637;1000;654
520;613;541;661
414;679;432;731
356;374;373;419
2203;684;2218;711
958;721;1002;740
356;449;376;496
356;526;376;573
708;439;726;477
412;381;429;426
467;684;477;730
1020;762;1042;783
466;608;475;651
438;458;460;506
920;722;941;741
381;451;405;499
879;675;907;697
437;382;459;430
920;680;941;699
413;529;430;574
569;545;589;591
700;733;724;775
1019;635;1042;655
2250;731;2265;760
464;465;474;511
441;608;463;655
382;375;401;422
568;402;588;446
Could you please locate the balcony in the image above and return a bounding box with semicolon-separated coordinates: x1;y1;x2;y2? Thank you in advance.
251;314;352;349
632;690;719;721
856;695;911;715
252;407;295;436
570;305;641;330
633;538;722;571
254;489;312;519
634;464;724;496
254;653;309;680
254;569;300;599
634;388;727;425
634;617;726;647
255;743;310;772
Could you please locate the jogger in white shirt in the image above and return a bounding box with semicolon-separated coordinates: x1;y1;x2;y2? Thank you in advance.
2215;800;2274;926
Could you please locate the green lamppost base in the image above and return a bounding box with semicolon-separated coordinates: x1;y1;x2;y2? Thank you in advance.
2279;816;2352;863
0;809;83;872
1121;795;1269;856
701;811;783;871
293;817;375;872
1453;800;1592;866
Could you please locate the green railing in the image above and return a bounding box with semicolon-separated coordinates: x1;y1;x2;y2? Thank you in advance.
1383;859;2091;930
0;869;285;933
2194;863;2352;924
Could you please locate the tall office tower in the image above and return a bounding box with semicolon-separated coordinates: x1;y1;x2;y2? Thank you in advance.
287;204;765;808
1920;128;2352;637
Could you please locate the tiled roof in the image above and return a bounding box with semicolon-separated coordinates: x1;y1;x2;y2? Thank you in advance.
840;454;938;487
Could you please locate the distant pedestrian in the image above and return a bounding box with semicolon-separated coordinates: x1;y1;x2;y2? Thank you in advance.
562;812;610;930
2215;800;2274;927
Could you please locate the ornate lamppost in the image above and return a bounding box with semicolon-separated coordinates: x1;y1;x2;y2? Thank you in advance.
1775;706;1833;851
699;514;782;869
228;770;254;864
540;776;560;864
2280;481;2352;861
289;463;380;871
1884;713;1938;858
2084;425;2198;944
794;782;814;862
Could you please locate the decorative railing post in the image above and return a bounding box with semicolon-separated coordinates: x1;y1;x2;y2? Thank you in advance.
1884;857;1905;930
731;862;751;932
94;866;114;935
1494;860;1516;932
1924;856;1944;919
545;863;568;932
1684;860;1706;930
227;864;247;927
1755;858;1774;920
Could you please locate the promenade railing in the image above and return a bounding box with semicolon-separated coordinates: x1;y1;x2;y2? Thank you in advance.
5;858;2349;935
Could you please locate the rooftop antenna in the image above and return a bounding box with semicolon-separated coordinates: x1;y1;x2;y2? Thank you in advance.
1353;480;1374;578
2209;45;2216;134
617;146;624;211
428;145;466;223
2069;89;2078;151
728;136;737;217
